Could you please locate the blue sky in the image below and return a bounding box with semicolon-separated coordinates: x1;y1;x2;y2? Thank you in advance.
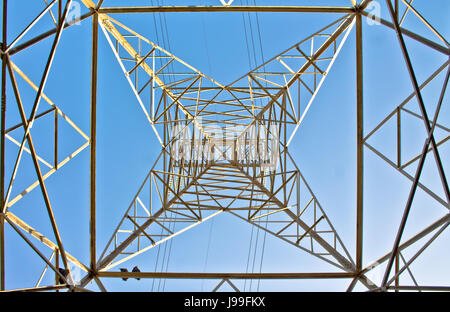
2;0;449;291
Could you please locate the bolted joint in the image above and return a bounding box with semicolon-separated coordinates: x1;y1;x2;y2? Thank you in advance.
88;269;98;279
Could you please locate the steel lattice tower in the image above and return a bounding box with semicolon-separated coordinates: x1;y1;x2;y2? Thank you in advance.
0;0;449;292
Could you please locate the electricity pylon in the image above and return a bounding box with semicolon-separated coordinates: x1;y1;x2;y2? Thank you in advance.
1;0;449;292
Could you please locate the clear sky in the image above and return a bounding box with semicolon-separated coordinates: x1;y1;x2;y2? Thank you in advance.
2;0;449;291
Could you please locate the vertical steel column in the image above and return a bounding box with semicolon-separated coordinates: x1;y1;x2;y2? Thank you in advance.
0;0;7;292
356;13;364;272
394;252;399;292
55;249;59;292
396;107;401;167
90;12;98;274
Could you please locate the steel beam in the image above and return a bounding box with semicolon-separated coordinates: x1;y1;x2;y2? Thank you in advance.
356;12;364;272
98;6;356;14
90;11;98;276
0;0;6;292
98;271;356;279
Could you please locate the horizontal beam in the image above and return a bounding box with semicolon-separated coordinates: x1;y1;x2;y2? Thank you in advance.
1;284;69;292
98;272;356;279
387;285;450;292
99;6;355;14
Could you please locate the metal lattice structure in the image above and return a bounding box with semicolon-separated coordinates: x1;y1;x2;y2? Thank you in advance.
0;0;449;292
